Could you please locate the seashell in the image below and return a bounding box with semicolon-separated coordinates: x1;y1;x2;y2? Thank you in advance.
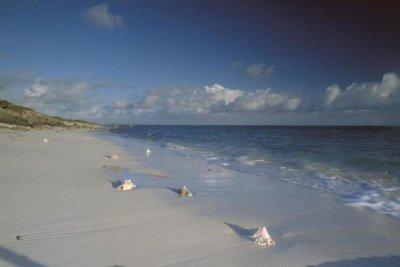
179;185;193;197
252;227;275;247
117;179;136;191
111;153;119;160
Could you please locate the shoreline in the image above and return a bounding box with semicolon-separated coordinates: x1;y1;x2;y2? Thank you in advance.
1;129;400;266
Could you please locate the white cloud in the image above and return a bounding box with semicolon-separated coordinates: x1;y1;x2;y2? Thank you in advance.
8;72;399;125
284;97;302;111
105;73;399;123
110;84;301;118
137;94;159;109
246;63;275;79
84;3;125;30
204;84;243;105
238;88;301;112
324;84;341;107
323;73;400;110
18;77;113;120
24;78;48;97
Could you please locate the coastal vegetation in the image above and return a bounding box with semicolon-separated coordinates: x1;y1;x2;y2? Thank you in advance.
0;100;101;130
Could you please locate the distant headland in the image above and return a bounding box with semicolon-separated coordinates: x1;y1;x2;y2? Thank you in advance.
0;100;102;130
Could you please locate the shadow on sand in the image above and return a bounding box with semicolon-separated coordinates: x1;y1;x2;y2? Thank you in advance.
166;186;181;195
223;222;258;241
307;255;400;267
0;246;48;267
108;179;122;189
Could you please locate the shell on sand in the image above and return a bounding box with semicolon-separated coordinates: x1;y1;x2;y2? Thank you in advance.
179;185;193;197
42;138;49;143
111;153;119;160
252;227;275;247
117;179;136;191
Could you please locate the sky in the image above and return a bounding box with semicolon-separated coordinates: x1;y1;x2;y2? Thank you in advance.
1;0;400;125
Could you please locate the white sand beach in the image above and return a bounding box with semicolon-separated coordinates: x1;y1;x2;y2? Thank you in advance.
1;129;400;267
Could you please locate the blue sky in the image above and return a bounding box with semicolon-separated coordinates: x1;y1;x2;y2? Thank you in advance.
1;0;400;125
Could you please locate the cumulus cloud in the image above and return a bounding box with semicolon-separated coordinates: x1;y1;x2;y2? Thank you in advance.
324;84;341;107
324;73;400;110
83;3;125;30
238;89;300;111
204;84;243;105
23;79;89;114
246;63;275;79
24;78;48;97
284;98;302;111
110;84;301;117
16;77;116;120
5;71;399;124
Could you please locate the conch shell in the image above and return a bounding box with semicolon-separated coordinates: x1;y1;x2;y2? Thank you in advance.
252;227;275;247
179;186;193;197
118;179;136;191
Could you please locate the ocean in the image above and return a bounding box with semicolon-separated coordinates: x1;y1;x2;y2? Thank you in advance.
106;125;400;218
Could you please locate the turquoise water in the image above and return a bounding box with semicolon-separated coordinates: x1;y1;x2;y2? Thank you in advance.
107;126;400;218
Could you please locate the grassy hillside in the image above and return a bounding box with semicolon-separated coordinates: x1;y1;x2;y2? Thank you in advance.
0;100;102;130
